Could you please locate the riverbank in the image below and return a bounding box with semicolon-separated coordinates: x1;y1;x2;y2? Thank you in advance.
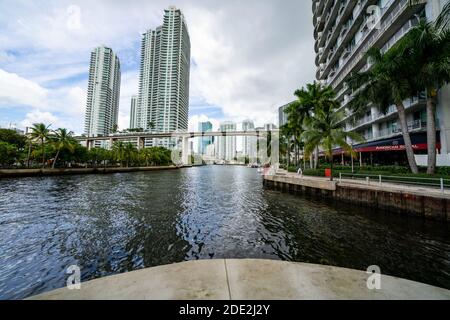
0;165;182;178
28;259;450;300
264;173;450;221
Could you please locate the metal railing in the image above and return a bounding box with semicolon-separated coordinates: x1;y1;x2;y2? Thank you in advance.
338;172;450;193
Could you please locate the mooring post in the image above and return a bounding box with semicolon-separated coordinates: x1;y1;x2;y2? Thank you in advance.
379;175;382;186
441;178;444;194
366;176;370;185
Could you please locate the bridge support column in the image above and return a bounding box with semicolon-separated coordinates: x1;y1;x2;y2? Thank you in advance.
86;139;91;151
137;137;144;150
182;136;190;166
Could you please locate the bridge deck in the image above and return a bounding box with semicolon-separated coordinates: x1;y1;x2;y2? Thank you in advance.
75;130;279;141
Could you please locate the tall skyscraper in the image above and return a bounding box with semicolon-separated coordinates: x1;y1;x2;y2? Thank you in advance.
136;6;191;148
129;95;138;129
197;121;213;155
312;0;450;163
216;122;237;161
84;46;121;138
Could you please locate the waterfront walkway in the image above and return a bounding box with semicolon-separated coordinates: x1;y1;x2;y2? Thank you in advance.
29;259;450;300
280;172;450;199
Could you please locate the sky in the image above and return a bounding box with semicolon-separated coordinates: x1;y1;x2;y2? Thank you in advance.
0;0;315;134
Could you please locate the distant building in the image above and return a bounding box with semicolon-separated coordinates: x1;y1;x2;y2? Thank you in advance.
278;102;293;127
84;46;121;138
197;121;214;155
129;95;138;129
2;126;25;135
312;0;450;165
264;123;277;131
136;6;191;149
216;122;236;161
242;120;257;162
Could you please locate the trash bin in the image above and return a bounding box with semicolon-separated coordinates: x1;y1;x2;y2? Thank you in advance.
325;168;332;177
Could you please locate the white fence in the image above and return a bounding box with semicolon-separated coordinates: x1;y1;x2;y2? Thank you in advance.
339;173;450;193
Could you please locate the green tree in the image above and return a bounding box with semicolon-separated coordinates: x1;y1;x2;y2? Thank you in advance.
0;142;18;167
29;123;51;168
112;141;125;166
147;122;155;131
123;143;137;167
51;128;76;169
284;82;338;169
88;147;107;168
397;6;450;174
301;98;362;181
347;46;419;173
0;129;27;148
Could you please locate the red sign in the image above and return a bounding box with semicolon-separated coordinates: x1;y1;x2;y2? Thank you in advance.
330;143;440;155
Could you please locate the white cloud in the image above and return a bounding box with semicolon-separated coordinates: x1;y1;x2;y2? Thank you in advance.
0;0;315;133
188;114;220;132
20;110;61;128
0;68;86;133
0;69;48;107
118;71;139;130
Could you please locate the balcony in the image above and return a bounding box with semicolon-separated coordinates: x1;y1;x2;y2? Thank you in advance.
329;0;426;88
319;0;373;79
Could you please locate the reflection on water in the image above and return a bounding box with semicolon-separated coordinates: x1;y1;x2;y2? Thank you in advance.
0;166;449;299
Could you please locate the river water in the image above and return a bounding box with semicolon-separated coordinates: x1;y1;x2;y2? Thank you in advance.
0;166;449;299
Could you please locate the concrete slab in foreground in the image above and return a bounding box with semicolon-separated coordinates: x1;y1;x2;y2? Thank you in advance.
29;259;450;300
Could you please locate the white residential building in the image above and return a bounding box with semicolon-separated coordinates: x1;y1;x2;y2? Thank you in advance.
312;0;450;164
242;120;257;162
216;122;237;161
84;46;121;140
129;95;138;130
135;6;191;149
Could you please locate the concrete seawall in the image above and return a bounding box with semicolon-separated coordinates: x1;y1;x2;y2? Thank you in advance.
0;166;180;178
28;259;450;300
263;174;450;222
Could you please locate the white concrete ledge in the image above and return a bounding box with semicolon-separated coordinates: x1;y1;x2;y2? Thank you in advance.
28;259;450;300
264;174;337;191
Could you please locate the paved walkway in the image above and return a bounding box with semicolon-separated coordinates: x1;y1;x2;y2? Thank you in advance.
279;172;450;199
29;259;450;300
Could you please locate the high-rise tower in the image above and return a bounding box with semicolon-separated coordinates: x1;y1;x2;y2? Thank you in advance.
129;95;138;129
136;6;191;148
312;0;450;163
84;46;121;138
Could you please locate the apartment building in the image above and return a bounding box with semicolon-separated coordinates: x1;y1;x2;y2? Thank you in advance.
215;122;237;161
84;46;121;142
312;0;450;165
135;6;191;149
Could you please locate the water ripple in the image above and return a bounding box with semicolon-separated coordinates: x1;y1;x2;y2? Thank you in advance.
0;166;449;299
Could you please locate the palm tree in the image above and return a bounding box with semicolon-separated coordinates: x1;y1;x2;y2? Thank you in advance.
302;101;363;181
347;46;420;173
112;141;125;167
397;7;450;174
290;82;339;168
29;123;51;168
147;122;156;131
51;128;76;169
123;143;136;167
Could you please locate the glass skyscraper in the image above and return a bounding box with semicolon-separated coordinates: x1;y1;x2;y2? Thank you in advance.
84;46;121;138
135;6;191;148
197;121;213;155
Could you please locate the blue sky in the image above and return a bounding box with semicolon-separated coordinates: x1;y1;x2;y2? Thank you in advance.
0;0;314;134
